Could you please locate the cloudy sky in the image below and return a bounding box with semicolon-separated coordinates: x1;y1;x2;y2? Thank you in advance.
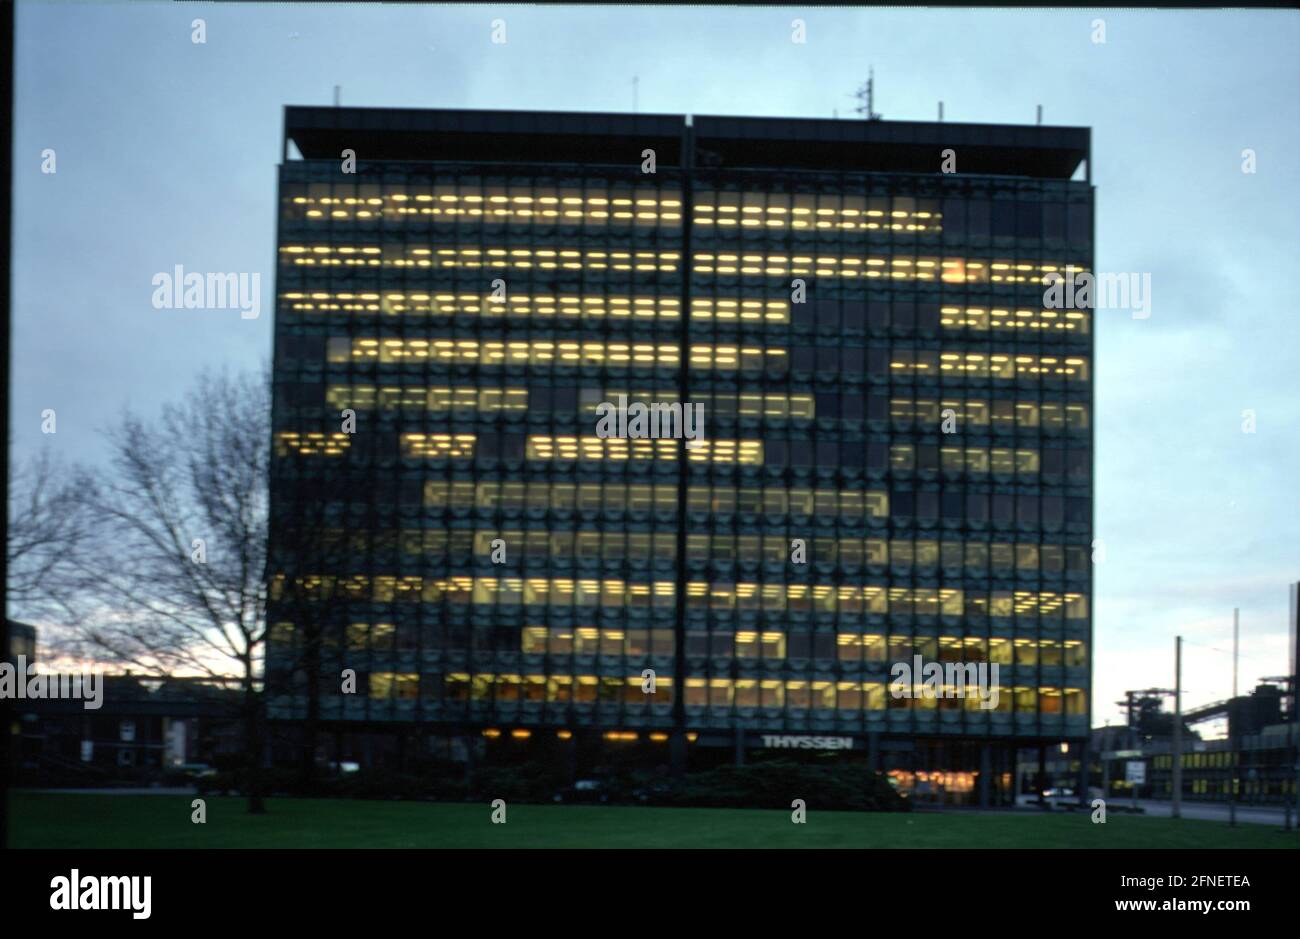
11;3;1299;729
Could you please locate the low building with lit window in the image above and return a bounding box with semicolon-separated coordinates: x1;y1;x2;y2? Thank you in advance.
265;106;1095;805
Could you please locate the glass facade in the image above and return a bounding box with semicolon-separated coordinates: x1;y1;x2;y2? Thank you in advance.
266;109;1093;779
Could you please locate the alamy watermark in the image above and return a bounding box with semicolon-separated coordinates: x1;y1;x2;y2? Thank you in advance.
889;655;1000;710
594;394;705;448
151;265;261;319
0;656;104;710
50;870;151;919
1042;266;1151;320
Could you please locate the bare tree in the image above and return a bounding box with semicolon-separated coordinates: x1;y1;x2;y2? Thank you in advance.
60;369;272;813
266;448;359;791
6;448;95;622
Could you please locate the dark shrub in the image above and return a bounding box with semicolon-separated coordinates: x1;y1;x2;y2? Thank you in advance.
653;761;910;812
468;761;567;804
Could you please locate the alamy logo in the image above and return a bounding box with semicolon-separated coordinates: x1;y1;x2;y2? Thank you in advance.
50;870;151;919
594;394;704;448
0;657;103;710
151;266;261;319
1042;266;1151;320
889;656;1000;710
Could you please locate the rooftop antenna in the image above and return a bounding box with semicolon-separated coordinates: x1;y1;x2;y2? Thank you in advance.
851;67;882;121
632;75;638;114
1036;104;1042;126
938;101;944;122
333;84;341;107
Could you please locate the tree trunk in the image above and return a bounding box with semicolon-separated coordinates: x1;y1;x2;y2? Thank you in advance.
244;679;266;815
299;631;320;791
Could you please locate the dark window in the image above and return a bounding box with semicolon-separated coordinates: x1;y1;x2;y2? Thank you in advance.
991;201;1016;237
1041;495;1065;528
815;301;840;329
866;394;888;421
942;197;966;239
892;301;915;330
552;386;577;412
1044;203;1065;241
501;433;526;461
915;303;941;332
842;301;867;331
1068;203;1091;246
867;300;889;330
916;491;939;522
942;490;964;520
1067;449;1091;481
1017;201;1042;239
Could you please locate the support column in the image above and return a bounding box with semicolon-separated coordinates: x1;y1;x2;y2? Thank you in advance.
979;743;991;808
668;116;696;780
1077;737;1091;808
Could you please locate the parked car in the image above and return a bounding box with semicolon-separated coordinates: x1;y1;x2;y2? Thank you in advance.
1014;787;1077;808
631;782;674;804
1042;787;1076;808
553;779;610;804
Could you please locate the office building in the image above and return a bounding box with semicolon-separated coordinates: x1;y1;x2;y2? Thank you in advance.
266;106;1094;805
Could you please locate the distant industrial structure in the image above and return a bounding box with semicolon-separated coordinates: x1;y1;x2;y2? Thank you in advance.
1021;586;1299;807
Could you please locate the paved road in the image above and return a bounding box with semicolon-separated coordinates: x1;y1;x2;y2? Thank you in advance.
1128;799;1296;826
21;787;196;796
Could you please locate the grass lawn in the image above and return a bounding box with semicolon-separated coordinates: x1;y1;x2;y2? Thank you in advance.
9;792;1300;849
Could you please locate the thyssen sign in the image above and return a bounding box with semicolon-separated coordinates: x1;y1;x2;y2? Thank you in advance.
759;735;854;750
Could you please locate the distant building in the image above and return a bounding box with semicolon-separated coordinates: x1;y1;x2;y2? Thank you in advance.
4;619;243;785
5;620;36;665
16;675;243;786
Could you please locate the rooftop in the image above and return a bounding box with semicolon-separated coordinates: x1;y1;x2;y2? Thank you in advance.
283;105;1090;180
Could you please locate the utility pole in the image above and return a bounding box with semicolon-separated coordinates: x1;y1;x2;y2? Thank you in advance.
852;68;882;121
1172;636;1183;818
1231;609;1239;826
